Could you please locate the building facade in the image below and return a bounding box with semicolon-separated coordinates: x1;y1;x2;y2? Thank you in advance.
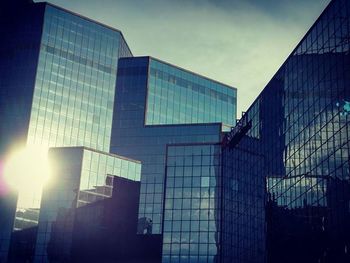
69;177;162;263
0;0;132;261
34;147;141;262
2;0;349;262
110;57;237;234
162;143;222;262
224;0;350;262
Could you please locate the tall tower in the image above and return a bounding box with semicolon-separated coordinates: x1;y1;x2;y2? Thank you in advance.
0;1;132;261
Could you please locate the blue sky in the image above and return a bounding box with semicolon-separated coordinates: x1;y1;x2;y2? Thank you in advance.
36;0;330;116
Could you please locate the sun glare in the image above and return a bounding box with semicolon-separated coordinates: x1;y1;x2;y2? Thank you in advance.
3;146;51;208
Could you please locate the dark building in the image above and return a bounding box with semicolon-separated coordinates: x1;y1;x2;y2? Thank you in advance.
0;193;18;262
34;147;141;262
70;177;161;263
7;226;38;263
224;0;350;262
222;134;266;263
162;143;222;262
8;172;162;263
266;175;350;263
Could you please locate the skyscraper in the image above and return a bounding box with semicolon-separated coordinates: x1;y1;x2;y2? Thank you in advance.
0;0;131;155
0;0;132;261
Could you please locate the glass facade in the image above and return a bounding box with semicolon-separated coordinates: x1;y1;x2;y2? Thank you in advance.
27;4;132;152
223;0;350;261
3;0;349;262
111;56;235;234
9;2;132;233
267;175;328;209
266;175;350;262
163;144;221;263
162;142;263;263
146;59;236;129
222;136;266;263
1;2;133;261
34;147;141;262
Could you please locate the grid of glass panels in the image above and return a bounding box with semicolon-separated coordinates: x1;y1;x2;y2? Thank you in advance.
78;147;141;207
27;4;132;152
162;144;221;263
146;58;236;130
221;140;266;263
110;57;221;234
223;0;350;261
267;176;328;208
111;57;223;235
34;147;140;262
1;2;133;260
12;3;132;235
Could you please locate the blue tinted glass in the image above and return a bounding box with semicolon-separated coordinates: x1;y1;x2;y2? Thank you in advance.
146;58;237;129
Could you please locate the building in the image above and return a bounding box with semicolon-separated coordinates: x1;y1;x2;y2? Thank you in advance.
266;175;350;263
32;147;142;263
0;1;238;262
223;0;350;262
5;146;142;262
70;177;162;263
0;0;132;261
0;0;131;155
110;56;237;235
222;134;266;263
2;0;349;262
162;143;222;262
0;193;18;262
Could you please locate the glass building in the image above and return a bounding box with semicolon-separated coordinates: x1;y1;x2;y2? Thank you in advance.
2;0;349;262
163;143;222;263
221;134;266;263
18;1;131;219
110;56;237;234
27;4;132;152
223;0;350;262
0;0;132;261
161;140;265;263
33;147;141;263
145;59;236;129
0;1;131;155
0;1;131;224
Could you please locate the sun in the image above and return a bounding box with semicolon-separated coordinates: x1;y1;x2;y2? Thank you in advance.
3;145;51;209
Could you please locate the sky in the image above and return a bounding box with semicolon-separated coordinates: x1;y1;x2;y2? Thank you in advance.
35;0;330;116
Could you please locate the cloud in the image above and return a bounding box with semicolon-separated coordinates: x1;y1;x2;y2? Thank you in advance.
36;0;330;116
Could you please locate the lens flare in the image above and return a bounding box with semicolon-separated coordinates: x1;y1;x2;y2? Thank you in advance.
0;160;8;196
3;146;51;208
